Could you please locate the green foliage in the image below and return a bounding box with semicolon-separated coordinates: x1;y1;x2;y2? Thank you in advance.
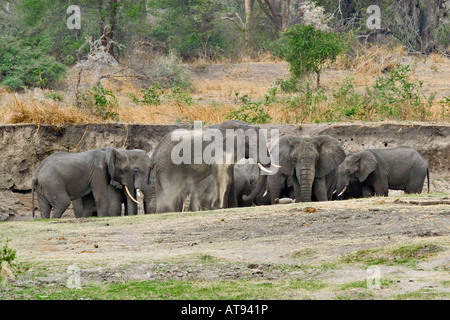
148;0;228;59
278;24;347;87
132;82;165;105
0;36;66;91
280;81;328;123
323;65;435;122
1;238;17;282
342;243;442;267
225;91;272;124
435;22;450;48
82;86;119;120
131;82;193;107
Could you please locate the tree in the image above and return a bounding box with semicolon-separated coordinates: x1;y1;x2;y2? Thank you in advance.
256;0;291;33
280;24;346;88
148;0;227;59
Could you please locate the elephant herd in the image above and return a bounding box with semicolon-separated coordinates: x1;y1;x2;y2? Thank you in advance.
31;120;430;219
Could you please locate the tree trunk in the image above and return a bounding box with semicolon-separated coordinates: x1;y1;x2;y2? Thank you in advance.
107;0;118;57
244;0;255;45
281;0;291;32
316;70;320;89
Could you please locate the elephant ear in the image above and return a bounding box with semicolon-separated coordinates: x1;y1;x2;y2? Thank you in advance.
358;151;377;182
314;135;346;178
275;135;300;176
105;148;118;184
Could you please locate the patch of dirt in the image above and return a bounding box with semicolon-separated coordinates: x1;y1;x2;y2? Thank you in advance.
1;194;449;299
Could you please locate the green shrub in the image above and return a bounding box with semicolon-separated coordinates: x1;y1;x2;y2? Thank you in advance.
225;92;272;124
81;86;119;121
131;82;194;107
277;24;347;88
132;82;165;105
1;238;17;281
0;36;66;91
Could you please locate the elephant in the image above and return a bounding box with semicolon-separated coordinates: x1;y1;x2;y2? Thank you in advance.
31;147;138;219
335;146;430;197
148;120;277;213
333;152;374;200
244;134;346;203
72;149;152;217
335;180;374;200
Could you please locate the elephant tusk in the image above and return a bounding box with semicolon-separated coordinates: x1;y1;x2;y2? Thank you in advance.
337;186;347;197
257;162;273;174
271;163;282;168
124;185;139;204
333;190;337;194
263;189;268;197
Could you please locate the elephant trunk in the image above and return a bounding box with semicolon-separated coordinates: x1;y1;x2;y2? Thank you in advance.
297;160;315;202
242;173;267;201
335;181;349;200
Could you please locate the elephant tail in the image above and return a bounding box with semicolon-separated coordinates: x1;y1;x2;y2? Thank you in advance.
427;167;430;193
31;177;37;218
242;174;267;202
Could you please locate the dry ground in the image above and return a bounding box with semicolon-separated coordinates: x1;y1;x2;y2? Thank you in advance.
1;193;449;300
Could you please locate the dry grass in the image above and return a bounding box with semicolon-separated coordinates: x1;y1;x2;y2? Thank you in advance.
350;45;403;77
0;94;98;125
0;45;448;126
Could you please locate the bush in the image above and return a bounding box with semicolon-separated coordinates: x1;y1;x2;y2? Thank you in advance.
225;92;272;124
144;52;193;90
0;36;66;91
324;65;435;121
1;238;17;282
277;24;347;88
131;82;194;107
81;86;119;121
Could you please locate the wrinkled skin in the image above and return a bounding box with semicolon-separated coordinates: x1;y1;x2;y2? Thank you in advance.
244;135;346;203
335;146;430;197
73;149;152;217
189;160;267;211
148;120;274;213
32;148;134;219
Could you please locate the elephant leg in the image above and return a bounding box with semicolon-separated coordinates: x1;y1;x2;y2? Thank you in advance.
155;171;182;213
125;189;138;215
222;165;237;208
36;192;52;219
269;174;282;204
81;194;97;217
90;179;110;217
291;176;302;202
313;177;328;201
372;179;389;196
108;186;124;216
52;194;71;219
189;193;201;212
42;183;71;218
72;199;84;218
362;185;374;198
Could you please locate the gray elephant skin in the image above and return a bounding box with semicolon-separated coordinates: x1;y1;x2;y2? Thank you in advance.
32;147;136;219
73;149;152;217
148;120;275;213
244;134;345;203
335;146;430;197
189;160;268;211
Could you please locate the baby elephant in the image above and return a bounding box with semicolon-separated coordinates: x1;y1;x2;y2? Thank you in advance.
335;146;429;197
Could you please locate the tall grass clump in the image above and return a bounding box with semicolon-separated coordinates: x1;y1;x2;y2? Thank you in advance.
1;238;17;282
